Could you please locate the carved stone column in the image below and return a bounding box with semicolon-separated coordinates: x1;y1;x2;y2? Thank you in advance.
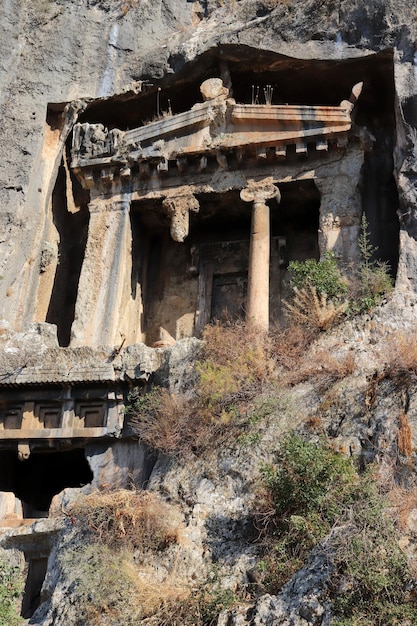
240;179;281;330
71;196;135;347
162;193;199;242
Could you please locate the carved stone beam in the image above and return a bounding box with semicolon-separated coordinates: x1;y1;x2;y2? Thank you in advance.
240;179;281;331
162;194;200;242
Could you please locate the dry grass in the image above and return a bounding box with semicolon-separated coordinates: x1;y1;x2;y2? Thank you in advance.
61;542;192;626
129;389;194;456
129;322;277;457
129;386;238;457
398;413;413;457
198;321;275;397
284;284;347;331
270;323;317;371
128;571;191;623
128;321;357;457
305;415;324;433
382;332;417;381
68;489;182;551
284;348;356;387
389;486;417;532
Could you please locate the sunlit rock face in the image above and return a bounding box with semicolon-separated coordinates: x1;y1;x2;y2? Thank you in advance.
0;3;416;623
0;0;411;336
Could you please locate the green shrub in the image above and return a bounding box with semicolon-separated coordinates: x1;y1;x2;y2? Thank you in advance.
286;253;348;330
331;478;417;625
0;559;23;626
286;217;393;324
257;436;417;624
262;435;356;521
258;435;357;590
289;252;348;302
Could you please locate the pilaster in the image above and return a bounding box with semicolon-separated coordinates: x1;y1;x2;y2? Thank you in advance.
70;195;137;347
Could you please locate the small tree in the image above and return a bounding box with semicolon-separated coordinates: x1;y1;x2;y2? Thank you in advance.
349;214;393;312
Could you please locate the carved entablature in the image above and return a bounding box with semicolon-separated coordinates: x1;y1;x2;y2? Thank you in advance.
71;79;363;184
0;387;124;451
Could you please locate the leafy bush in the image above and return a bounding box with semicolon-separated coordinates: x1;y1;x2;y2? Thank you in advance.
285;253;348;330
0;559;23;626
285;217;393;327
289;252;348;301
257;435;357;590
331;477;417;625
256;436;417;624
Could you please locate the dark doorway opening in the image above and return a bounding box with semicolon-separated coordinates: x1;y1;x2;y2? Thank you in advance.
21;556;49;619
0;448;93;517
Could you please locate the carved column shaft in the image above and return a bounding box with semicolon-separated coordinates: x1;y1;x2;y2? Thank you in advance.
241;179;280;331
247;200;271;330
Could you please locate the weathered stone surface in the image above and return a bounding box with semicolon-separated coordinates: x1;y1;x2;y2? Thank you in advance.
1;0;414;334
1;2;417;625
0;324;169;385
200;77;229;101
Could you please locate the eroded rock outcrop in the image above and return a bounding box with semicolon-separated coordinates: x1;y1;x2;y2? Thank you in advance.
2;0;417;624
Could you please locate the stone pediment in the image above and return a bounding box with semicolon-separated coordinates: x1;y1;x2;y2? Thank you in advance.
71;80;362;171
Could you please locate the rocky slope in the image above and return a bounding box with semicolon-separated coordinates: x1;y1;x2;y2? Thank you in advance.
2;294;417;624
2;0;417;624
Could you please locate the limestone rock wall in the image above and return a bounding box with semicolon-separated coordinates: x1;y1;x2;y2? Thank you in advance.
0;0;417;333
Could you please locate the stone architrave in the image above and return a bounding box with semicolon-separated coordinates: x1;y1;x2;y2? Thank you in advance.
162;194;200;242
70;196;134;347
240;179;281;330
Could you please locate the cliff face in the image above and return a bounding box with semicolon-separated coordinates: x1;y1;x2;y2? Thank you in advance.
1;0;417;325
2;1;417;624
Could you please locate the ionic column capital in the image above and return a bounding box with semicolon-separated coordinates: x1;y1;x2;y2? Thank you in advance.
240;178;281;206
162;193;200;242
